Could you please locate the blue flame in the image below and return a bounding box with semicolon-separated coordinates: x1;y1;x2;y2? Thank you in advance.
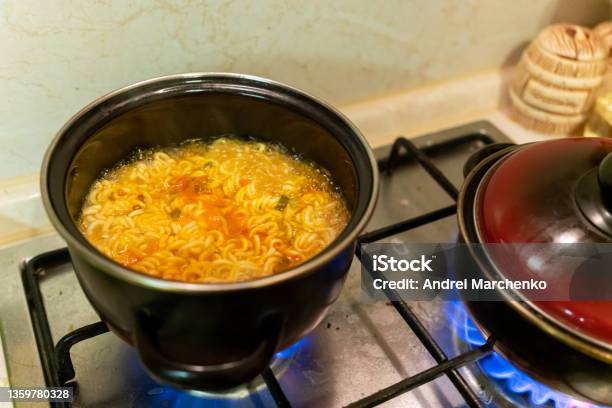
446;301;604;408
274;336;309;360
139;337;309;408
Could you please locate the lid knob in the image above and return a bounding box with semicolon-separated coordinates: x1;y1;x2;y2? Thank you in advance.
598;152;612;210
575;152;612;236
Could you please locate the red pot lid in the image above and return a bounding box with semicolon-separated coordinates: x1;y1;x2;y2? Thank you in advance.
476;137;612;347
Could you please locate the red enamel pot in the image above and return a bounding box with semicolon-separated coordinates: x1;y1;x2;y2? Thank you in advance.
457;137;612;405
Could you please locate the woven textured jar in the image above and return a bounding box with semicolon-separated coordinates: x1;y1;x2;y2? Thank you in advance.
594;21;612;94
510;24;608;134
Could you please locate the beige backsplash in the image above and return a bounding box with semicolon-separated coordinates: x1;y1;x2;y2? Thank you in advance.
1;0;609;180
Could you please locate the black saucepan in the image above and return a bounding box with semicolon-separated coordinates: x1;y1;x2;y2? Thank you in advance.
41;73;378;391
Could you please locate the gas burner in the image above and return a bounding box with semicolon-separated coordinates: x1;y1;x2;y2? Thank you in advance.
133;338;309;408
446;301;605;408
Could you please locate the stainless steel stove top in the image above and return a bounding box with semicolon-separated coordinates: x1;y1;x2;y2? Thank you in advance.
1;121;579;408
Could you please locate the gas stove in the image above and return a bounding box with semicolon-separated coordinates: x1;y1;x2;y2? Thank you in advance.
0;121;607;407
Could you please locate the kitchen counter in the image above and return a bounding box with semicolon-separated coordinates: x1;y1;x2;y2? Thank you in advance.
0;234;66;401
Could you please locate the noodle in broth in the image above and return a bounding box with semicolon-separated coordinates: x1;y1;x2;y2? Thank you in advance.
78;137;349;283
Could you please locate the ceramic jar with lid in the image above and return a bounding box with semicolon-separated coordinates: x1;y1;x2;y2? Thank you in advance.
510;24;608;134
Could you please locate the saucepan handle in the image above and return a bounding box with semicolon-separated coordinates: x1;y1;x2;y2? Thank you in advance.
133;311;282;391
463;143;516;178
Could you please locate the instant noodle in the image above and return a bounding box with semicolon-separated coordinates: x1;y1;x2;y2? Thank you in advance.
79;137;349;283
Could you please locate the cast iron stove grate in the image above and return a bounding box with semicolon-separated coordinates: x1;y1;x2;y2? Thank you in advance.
20;123;506;408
